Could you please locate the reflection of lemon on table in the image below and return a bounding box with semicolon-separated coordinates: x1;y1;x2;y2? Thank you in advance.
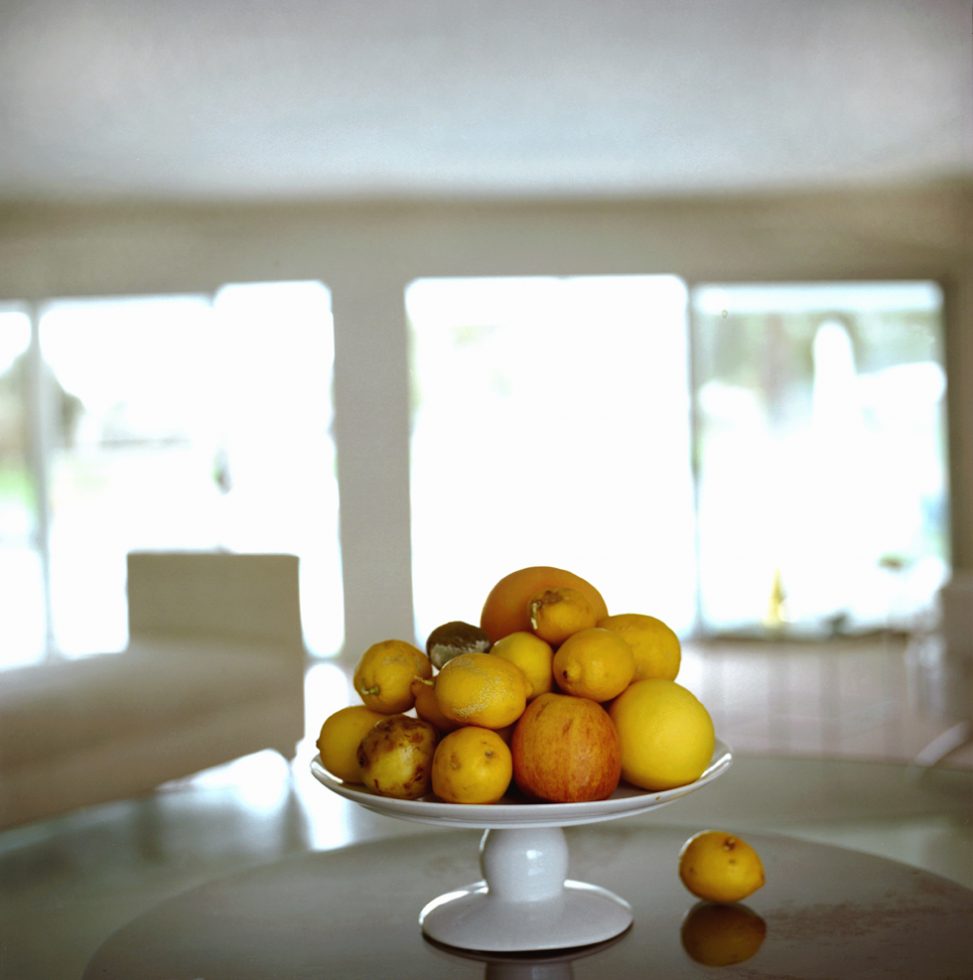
678;830;766;903
435;652;530;729
553;627;635;702
490;631;554;700
598;613;681;681
432;726;513;804
609;679;714;790
316;705;387;783
681;901;767;966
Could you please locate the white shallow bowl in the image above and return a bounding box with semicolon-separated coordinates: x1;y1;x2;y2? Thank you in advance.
310;737;732;830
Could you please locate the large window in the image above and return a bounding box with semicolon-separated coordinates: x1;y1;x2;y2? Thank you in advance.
692;281;949;635
406;276;698;643
408;277;949;641
0;282;343;668
3;274;951;666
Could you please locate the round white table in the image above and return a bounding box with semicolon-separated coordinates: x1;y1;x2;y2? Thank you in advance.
84;822;973;979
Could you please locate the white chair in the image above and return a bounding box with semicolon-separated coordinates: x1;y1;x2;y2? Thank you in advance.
0;551;305;829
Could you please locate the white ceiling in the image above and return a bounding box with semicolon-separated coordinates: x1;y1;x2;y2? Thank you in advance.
1;0;971;204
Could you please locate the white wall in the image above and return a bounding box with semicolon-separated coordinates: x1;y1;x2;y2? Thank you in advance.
1;185;970;657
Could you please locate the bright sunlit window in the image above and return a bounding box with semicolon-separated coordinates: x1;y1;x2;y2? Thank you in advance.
408;276;950;643
406;276;698;644
0;282;343;667
691;281;949;635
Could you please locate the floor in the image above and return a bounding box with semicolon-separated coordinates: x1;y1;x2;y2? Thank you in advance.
1;634;971;979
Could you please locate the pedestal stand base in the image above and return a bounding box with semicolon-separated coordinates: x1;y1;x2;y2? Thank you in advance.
418;826;633;952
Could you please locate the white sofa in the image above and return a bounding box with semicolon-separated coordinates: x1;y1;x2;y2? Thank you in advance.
0;551;306;830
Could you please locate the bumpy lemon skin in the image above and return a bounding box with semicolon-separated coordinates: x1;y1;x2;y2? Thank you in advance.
431;726;513;804
357;715;437;800
353;639;432;714
678;830;766;903
528;586;599;646
434;651;529;729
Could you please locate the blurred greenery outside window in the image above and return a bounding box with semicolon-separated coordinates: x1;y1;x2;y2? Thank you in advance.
408;277;949;642
0;284;343;669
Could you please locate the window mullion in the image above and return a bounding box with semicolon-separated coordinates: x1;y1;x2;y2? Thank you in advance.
25;301;56;661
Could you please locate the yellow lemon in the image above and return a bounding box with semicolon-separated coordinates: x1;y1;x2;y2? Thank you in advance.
490;631;554;699
528;586;599;645
411;677;461;733
431;726;513;804
609;679;715;790
353;639;432;714
598;613;681;681
678;830;766;903
480;565;608;642
680;902;767;966
357;715;438;799
315;705;387;783
434;652;530;730
552;627;635;702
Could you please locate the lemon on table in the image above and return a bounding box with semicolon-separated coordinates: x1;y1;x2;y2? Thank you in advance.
353;639;432;714
432;726;513;804
678;830;766;903
435;652;530;729
490;631;554;699
528;586;599;645
316;705;387;783
552;627;635;702
608;678;714;790
598;613;681;681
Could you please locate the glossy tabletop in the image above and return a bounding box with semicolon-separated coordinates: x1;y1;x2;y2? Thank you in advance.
83;822;973;979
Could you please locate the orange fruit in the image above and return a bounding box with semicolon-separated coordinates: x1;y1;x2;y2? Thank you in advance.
480;566;609;642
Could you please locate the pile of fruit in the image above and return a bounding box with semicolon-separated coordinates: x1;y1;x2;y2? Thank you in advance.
316;564;718;806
